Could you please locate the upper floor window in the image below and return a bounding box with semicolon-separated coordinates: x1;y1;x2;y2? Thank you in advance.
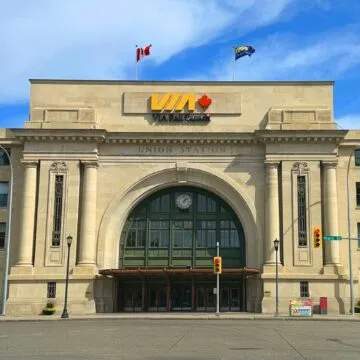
0;182;9;207
355;150;360;166
357;223;360;249
0;148;10;166
0;222;5;248
52;175;64;246
356;182;360;207
297;176;307;247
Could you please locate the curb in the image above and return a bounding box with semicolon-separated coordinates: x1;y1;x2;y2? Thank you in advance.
1;315;360;322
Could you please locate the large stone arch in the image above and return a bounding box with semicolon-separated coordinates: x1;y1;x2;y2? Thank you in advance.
97;163;263;270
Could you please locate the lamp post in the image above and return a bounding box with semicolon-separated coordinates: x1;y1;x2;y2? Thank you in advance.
61;235;73;319
0;146;13;316
274;238;280;317
346;148;359;315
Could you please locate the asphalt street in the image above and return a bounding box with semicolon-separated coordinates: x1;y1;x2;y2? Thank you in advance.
0;319;359;360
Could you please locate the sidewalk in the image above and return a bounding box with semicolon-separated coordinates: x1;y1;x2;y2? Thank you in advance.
1;312;360;322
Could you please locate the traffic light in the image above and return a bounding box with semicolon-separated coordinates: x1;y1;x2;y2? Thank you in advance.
313;227;322;248
213;256;222;274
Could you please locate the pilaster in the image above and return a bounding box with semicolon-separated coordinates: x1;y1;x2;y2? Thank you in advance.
264;160;280;267
16;161;38;267
77;161;98;267
322;160;341;268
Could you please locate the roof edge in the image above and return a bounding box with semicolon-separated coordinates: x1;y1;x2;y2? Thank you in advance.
29;79;335;86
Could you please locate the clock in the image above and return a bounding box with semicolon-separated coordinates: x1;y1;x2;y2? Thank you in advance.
175;193;192;210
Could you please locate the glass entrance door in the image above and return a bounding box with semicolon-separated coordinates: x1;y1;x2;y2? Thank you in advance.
172;284;192;311
196;287;216;312
148;286;167;312
123;286;142;312
220;286;241;312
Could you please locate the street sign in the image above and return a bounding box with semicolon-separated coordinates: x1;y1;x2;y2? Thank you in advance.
323;235;342;241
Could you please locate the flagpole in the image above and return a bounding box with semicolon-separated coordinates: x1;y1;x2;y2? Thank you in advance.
232;46;236;81
135;45;138;80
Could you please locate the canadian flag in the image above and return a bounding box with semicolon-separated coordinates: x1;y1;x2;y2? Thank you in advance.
136;44;152;62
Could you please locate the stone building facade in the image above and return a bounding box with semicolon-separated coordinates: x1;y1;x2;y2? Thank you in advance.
0;79;359;315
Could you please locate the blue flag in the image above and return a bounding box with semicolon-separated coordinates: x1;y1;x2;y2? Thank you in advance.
235;45;255;60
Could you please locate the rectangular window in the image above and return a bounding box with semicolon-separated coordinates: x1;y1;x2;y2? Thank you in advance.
220;220;240;248
197;194;216;213
196;220;216;248
149;220;169;248
300;281;309;298
0;222;6;248
47;282;56;298
126;220;146;248
0;182;9;207
357;183;360;207
355;150;360;166
52;175;64;246
357;223;360;248
173;220;193;248
150;194;170;213
0;148;10;166
297;176;307;247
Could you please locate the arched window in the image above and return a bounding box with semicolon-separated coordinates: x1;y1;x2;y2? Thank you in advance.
119;187;245;268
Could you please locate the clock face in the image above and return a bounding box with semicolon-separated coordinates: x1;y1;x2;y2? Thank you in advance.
175;193;192;210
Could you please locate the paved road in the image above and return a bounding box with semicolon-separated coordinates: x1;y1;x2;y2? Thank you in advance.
0;319;359;360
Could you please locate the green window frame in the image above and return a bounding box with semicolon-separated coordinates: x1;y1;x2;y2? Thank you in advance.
126;220;146;248
173;220;193;248
0;222;5;248
355;150;360;166
0;148;10;166
149;220;169;248
196;220;216;248
120;186;245;268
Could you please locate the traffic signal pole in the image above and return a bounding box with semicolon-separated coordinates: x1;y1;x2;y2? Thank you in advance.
216;242;220;316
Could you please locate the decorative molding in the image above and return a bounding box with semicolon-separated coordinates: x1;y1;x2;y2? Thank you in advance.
81;161;99;169
20;160;38;168
50;161;68;173
264;160;280;168
176;162;188;183
292;162;309;174
321;160;338;169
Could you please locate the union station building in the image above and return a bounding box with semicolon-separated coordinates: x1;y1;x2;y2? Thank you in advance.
0;79;359;315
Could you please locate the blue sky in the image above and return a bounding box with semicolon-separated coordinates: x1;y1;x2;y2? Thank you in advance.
1;0;360;129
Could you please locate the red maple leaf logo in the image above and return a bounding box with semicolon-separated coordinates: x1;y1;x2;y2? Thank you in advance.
198;94;212;109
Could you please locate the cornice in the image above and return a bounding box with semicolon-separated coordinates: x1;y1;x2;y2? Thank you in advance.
29;79;335;86
105;132;258;145
7;129;353;146
255;129;348;144
10;128;106;142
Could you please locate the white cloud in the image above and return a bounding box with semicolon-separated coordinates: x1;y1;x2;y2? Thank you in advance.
335;115;360;130
179;26;360;81
0;0;297;103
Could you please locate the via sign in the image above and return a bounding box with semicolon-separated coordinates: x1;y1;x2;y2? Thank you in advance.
150;93;212;123
150;93;212;112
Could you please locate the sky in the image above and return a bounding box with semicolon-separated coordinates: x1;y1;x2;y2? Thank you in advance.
1;0;360;129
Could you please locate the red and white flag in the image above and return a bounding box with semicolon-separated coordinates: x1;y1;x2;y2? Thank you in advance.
136;44;152;62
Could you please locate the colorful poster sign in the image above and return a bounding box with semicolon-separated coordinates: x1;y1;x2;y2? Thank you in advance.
289;299;313;317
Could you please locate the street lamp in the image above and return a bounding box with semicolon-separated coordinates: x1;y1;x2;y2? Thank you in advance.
274;238;280;317
61;235;73;319
0;146;13;316
346;148;359;315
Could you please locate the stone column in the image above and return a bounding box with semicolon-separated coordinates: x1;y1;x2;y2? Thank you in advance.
322;161;340;265
264;161;280;265
17;161;38;266
78;161;98;266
